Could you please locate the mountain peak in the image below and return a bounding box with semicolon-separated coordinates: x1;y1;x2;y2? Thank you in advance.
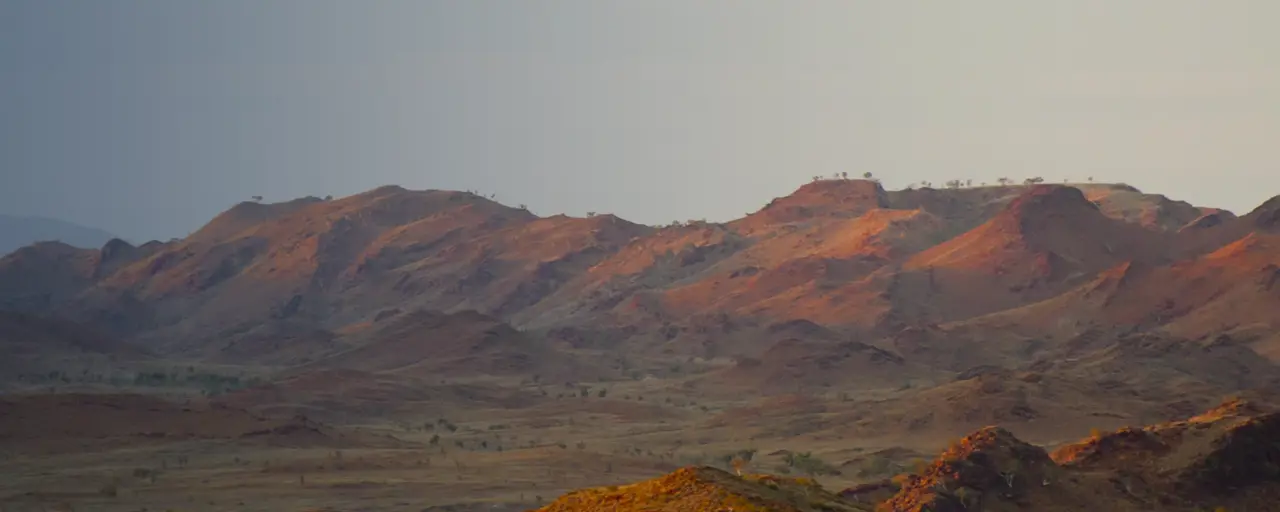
734;179;889;232
906;185;1147;272
1245;194;1280;229
1005;185;1096;222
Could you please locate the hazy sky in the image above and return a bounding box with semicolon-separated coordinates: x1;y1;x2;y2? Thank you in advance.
4;2;1279;242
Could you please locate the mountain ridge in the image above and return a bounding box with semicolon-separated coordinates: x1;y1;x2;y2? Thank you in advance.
3;181;1277;358
0;214;118;257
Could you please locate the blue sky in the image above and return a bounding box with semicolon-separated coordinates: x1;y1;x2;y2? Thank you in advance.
3;1;1279;241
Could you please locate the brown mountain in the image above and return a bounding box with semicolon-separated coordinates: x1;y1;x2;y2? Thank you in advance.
1076;183;1213;232
2;181;1264;354
893;186;1170;325
954;231;1280;362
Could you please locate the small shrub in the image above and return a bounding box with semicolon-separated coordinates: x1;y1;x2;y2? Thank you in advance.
98;482;118;497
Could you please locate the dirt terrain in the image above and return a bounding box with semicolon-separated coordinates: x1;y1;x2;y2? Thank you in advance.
2;180;1279;511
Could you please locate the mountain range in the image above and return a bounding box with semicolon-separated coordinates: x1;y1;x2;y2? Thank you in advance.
5;181;1279;374
2;179;1279;511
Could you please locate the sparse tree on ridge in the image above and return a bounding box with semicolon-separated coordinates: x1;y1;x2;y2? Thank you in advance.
251;195;263;202
863;172;873;180
997;177;1011;186
841;171;848;180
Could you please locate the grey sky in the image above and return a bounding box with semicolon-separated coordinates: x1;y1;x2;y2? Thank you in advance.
3;1;1278;242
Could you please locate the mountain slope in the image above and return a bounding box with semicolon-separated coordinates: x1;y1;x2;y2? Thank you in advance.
0;312;149;388
310;309;594;381
957;231;1280;360
535;466;870;512
808;186;1174;331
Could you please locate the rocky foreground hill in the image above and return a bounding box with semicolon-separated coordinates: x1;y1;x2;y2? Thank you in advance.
537;399;1280;512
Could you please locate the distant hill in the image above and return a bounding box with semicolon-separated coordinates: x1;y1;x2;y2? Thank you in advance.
0;214;117;255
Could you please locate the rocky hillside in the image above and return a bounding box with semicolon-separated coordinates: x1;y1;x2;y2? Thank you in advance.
541;400;1280;512
534;466;870;512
